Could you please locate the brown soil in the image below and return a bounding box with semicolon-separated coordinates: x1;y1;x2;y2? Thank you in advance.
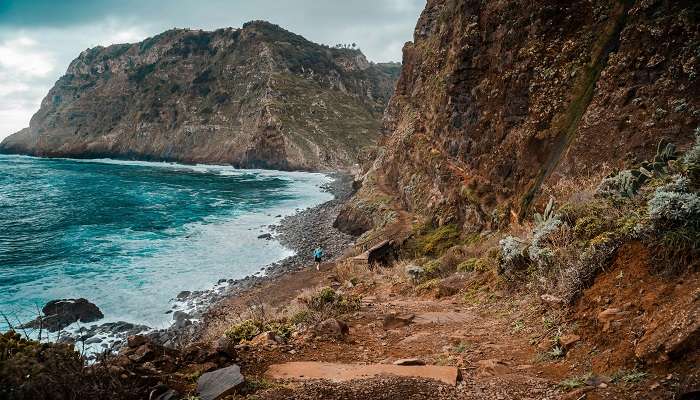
190;236;698;399
569;242;699;385
265;361;458;385
187;161;700;399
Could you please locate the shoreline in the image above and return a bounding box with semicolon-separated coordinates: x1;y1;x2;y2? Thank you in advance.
7;157;354;354
145;171;356;347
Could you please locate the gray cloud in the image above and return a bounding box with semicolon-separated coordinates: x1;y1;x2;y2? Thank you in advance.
0;0;424;139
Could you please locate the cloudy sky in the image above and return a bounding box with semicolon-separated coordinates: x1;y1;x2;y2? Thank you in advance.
0;0;423;141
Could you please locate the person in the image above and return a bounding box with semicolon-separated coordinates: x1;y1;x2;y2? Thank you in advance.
313;247;324;271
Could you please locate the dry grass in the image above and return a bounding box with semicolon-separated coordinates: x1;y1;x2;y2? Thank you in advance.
334;259;371;283
0;331;150;400
540;166;613;205
382;259;413;285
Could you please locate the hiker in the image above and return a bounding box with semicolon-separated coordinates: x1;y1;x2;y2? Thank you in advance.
313;247;324;271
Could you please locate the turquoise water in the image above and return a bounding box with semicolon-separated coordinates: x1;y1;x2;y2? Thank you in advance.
0;155;331;332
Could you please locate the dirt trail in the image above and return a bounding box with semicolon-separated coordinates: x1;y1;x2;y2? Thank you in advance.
266;361;459;385
201;264;554;398
198;247;696;400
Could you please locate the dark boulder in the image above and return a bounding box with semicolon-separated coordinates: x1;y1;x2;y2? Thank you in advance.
176;291;191;300
312;318;349;339
21;298;104;332
197;364;244;400
367;240;398;266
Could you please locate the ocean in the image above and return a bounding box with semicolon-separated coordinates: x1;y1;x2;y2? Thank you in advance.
0;154;332;334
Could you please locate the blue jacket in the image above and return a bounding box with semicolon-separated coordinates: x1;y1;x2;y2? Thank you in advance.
313;248;324;258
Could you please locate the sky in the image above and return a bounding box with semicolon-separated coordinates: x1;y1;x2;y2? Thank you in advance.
0;0;424;141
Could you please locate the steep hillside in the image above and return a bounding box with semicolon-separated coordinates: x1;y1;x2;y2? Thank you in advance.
347;0;698;230
330;0;700;395
0;21;399;170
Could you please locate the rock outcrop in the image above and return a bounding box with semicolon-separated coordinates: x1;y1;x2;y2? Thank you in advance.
196;364;244;400
0;21;400;171
348;0;698;228
20;298;104;332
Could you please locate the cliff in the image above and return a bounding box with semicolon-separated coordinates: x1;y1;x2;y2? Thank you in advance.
0;21;400;171
347;0;698;231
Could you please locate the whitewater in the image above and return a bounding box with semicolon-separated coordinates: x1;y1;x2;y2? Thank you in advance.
0;154;332;337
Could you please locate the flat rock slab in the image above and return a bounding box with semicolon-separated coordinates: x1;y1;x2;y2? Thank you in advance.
266;361;459;386
197;364;244;400
414;311;473;325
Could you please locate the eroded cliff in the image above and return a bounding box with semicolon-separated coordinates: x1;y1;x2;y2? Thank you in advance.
348;0;698;232
0;21;400;171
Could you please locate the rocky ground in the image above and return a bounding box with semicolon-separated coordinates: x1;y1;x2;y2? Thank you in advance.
273;172;356;264
117;249;691;400
16;167;697;400
141;166;696;400
181;249;697;400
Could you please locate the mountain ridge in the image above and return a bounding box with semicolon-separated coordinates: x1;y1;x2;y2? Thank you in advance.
0;20;400;171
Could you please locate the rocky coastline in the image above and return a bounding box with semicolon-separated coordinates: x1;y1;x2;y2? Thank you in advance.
48;171;357;353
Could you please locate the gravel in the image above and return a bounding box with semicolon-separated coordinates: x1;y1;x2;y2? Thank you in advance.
149;172;357;346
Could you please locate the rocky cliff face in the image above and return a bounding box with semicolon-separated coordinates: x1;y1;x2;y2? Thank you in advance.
0;21;400;171
349;0;698;231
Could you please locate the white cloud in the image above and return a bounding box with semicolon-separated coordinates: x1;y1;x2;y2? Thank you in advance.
0;82;30;96
0;104;37;138
0;35;57;139
0;21;151;140
0;2;424;141
0;36;55;77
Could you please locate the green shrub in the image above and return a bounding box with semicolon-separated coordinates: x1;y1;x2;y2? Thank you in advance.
415;278;441;292
417;224;461;256
422;259;442;275
263;321;294;340
224;319;295;344
457;258;490;272
573;215;607;240
457;258;477;272
406;222;462;258
290;310;310;325
612;369;648;384
558;374;592;390
650;226;700;274
682;128;700;185
308;287;339;309
304;287;361;316
225;320;262;344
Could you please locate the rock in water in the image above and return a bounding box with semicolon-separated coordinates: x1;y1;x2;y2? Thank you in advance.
176;291;191;300
197;364;244;400
127;334;148;348
21;298;104;332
